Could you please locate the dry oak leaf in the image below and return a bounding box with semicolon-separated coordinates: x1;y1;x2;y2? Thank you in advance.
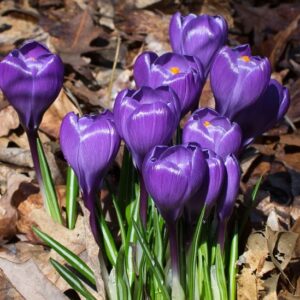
0;173;31;244
40;90;79;139
0;106;19;137
0;258;67;300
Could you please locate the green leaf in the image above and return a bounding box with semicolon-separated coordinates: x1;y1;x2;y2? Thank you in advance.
66;166;79;229
119;147;136;211
228;221;238;300
116;247;129;300
50;258;96;300
198;247;212;300
32;226;95;286
251;175;263;202
37;138;62;224
133;220;170;300
187;206;205;300
112;194;126;246
125;184;140;286
215;245;228;300
98;210;118;267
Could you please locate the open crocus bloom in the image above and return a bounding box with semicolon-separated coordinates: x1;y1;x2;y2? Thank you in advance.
182;108;242;158
0;40;64;132
134;51;204;116
169;12;228;75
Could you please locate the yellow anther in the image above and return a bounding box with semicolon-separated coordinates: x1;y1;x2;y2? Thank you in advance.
240;55;251;62
170;67;180;74
203;121;211;127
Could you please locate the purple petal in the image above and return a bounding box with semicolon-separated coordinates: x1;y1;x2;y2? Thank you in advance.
134;51;158;87
127;101;176;168
216;122;242;158
233;79;291;145
181;15;228;74
217;154;240;221
186;149;225;220
19;40;51;59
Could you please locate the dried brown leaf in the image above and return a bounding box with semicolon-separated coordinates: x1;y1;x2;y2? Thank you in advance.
41;90;78;139
0;106;19;137
0;258;67;300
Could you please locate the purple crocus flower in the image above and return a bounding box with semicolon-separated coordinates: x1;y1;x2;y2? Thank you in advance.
113;86;181;170
60;111;120;239
233;79;290;146
169;12;228;75
0;40;64;222
186;149;225;223
113;86;181;225
0;40;64;132
134;52;204;116
182;108;242;158
217;154;240;248
210;44;271;119
143;143;206;277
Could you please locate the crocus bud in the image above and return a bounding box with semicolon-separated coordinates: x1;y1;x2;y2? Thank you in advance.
113;86;181;170
186;149;225;222
169;12;228;75
210;44;271;119
142;143;205;224
217;154;240;247
233;79;290;146
60;111;120;238
182;108;242;158
143;143;205;279
134;52;204;115
0;40;64;132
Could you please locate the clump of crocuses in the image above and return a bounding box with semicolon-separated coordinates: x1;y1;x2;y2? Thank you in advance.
1;9;292;300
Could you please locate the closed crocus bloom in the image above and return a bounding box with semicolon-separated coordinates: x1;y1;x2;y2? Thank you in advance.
143;143;205;223
143;143;205;279
0;40;64;132
169;12;228;75
134;51;204;116
113;86;181;170
233;79;290;146
60;111;120;238
211;44;271;119
186;149;225;222
217;154;240;248
182;108;242;158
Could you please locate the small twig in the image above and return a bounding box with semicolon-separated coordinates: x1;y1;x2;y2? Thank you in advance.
106;35;121;106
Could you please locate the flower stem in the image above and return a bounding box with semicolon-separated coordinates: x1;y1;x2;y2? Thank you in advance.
139;174;148;227
83;191;100;244
167;222;179;278
217;219;228;250
27;129;63;224
26;130;48;210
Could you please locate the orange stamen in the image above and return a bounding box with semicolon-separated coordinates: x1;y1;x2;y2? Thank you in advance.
170;67;180;74
240;55;251;62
